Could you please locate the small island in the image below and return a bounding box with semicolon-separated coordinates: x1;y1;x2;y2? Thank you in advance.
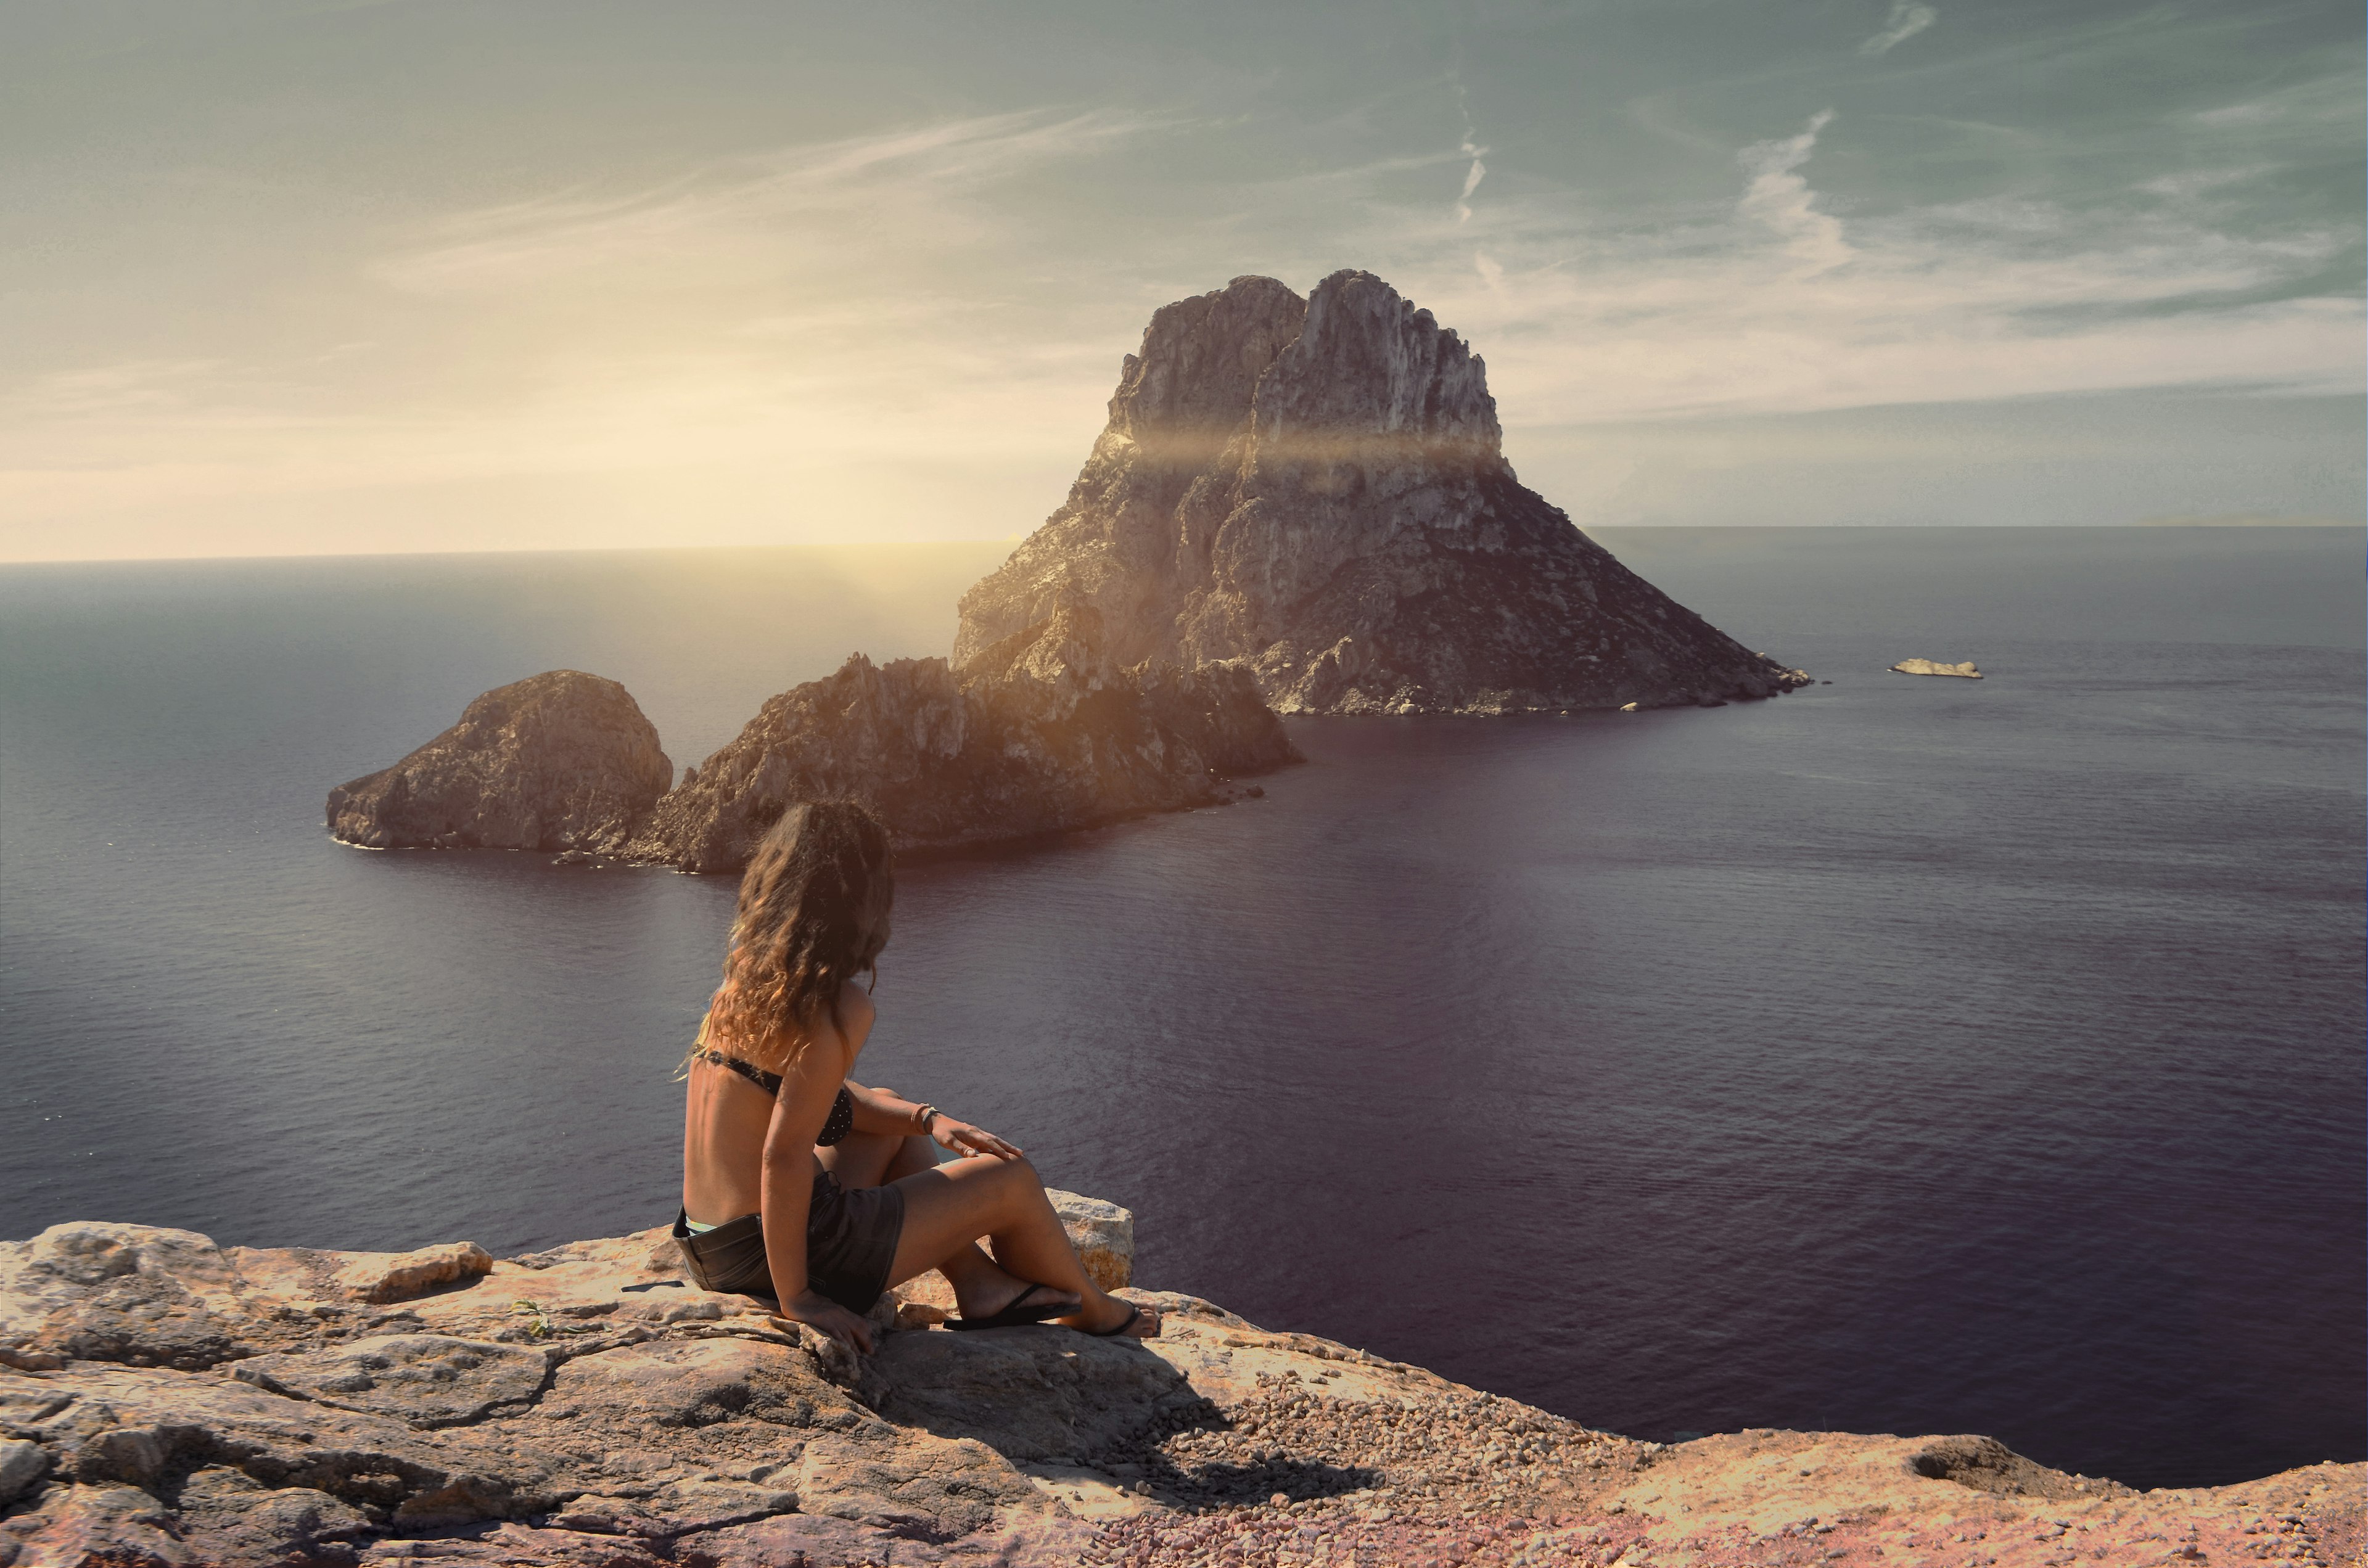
1889;658;1984;679
326;599;1299;873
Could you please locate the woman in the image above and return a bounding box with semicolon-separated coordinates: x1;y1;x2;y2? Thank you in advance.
674;799;1157;1353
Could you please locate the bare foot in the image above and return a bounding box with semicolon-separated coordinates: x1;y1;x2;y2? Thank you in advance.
1066;1295;1161;1339
954;1268;1079;1324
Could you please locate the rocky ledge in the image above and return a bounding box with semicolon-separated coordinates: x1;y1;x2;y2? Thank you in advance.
1891;659;1984;679
327;604;1296;872
327;673;673;855
956;271;1812;715
625;597;1296;874
2;1210;2354;1568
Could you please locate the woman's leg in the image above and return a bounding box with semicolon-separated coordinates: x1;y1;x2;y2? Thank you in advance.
887;1155;1158;1337
824;1131;1011;1306
838;1136;1013;1307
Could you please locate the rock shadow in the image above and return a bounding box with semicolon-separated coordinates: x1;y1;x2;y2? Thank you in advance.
1135;1450;1386;1510
865;1328;1220;1470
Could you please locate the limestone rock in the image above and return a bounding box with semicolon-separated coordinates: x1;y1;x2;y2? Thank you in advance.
625;599;1297;874
0;1439;44;1506
1891;657;1984;678
231;1334;553;1427
326;670;672;852
0;1215;2354;1568
335;1240;495;1304
0;1222;261;1371
894;1191;1132;1326
956;271;1811;715
1048;1189;1134;1294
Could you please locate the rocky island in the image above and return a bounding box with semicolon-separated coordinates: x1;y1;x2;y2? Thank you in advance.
329;269;1836;865
328;602;1296;873
625;597;1295;874
2;1207;2354;1568
326;673;673;855
956;271;1811;715
1889;659;1984;679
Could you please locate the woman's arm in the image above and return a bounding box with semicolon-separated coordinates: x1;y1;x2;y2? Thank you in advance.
844;1079;1024;1161
842;1081;935;1138
759;1014;873;1353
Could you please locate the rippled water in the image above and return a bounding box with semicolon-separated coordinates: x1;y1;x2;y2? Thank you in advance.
2;530;2359;1490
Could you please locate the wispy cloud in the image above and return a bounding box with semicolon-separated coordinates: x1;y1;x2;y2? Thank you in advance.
1858;0;1938;57
4;109;1175;550
12;360;224;417
1455;142;1488;224
6;78;2356;556
1735;110;1852;274
1450;73;1489;225
376;109;1161;296
2193;101;2276;128
1282;110;2359;425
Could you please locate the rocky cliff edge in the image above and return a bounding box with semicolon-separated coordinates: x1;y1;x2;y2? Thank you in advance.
2;1207;2354;1568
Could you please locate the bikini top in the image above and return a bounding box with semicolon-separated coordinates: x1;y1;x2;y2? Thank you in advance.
691;1048;855;1147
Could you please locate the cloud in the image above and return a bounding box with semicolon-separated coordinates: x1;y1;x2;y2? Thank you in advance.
4;110;1178;548
1858;1;1938;57
1264;112;2361;425
2135;512;2360;527
1736;110;1851;273
1449;70;1489;224
12;360;224;417
1455;144;1487;224
2193;102;2276;128
375;109;1160;296
6;87;2356;555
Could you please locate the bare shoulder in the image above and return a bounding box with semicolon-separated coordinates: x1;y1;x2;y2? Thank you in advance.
831;982;877;1048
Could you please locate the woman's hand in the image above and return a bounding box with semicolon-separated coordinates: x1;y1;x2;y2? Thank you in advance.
928;1115;1023;1162
779;1289;874;1355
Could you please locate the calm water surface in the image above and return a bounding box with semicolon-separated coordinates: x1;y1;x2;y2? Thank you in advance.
2;530;2360;1490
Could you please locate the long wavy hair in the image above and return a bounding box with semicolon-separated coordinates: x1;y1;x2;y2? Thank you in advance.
694;799;894;1074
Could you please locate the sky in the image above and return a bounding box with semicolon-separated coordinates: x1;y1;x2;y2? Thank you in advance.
1;0;2359;560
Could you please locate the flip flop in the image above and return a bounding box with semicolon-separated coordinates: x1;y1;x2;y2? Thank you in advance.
1085;1303;1147;1339
946;1283;1077;1332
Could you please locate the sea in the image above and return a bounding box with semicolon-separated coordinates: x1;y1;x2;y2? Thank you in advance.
1;527;2360;1492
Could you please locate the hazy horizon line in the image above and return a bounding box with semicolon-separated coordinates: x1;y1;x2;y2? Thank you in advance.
5;517;2360;569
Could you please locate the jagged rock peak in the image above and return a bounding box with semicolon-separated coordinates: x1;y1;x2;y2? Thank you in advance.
1105;273;1306;449
1249;268;1501;472
957;270;1809;715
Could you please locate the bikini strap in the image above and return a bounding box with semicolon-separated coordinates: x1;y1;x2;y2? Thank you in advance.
691;1046;784;1097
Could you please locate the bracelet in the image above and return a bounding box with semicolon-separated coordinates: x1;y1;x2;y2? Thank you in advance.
912;1103;940;1135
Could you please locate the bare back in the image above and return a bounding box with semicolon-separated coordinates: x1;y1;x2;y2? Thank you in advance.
681;985;874;1225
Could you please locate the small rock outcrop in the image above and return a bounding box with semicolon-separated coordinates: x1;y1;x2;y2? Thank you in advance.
1891;658;1984;678
326;671;672;853
955;271;1811;715
623;599;1298;874
3;1212;2355;1568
